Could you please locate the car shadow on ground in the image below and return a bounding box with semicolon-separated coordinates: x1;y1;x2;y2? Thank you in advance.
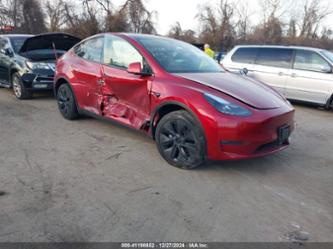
31;92;55;100
0;88;55;100
290;101;329;112
199;155;286;173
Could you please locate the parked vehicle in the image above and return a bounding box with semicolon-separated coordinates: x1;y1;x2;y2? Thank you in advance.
222;45;333;109
0;33;80;99
55;34;295;169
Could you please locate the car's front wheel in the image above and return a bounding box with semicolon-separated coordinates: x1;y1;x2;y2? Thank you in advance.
155;110;206;169
12;73;32;99
57;83;80;120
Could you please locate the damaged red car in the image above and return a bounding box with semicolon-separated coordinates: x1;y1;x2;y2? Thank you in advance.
54;33;295;169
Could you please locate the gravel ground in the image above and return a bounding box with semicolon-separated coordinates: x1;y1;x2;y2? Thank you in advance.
0;88;332;242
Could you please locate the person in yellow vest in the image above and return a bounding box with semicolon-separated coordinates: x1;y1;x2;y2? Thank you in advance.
204;44;215;59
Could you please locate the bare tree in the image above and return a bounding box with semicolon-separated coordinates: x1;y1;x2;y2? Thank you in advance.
104;10;128;32
235;0;253;41
60;0;100;37
298;0;333;39
120;0;157;34
197;0;236;50
259;0;287;22
168;22;183;39
0;0;22;31
95;0;112;15
21;0;47;34
0;0;47;34
45;0;68;32
92;0;128;32
168;22;197;43
287;19;297;38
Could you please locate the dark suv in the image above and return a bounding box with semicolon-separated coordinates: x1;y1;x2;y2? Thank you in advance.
0;33;80;99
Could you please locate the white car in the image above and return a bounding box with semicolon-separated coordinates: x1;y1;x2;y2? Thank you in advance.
222;45;333;109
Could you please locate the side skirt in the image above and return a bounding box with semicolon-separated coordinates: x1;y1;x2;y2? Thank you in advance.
288;98;327;109
78;108;153;139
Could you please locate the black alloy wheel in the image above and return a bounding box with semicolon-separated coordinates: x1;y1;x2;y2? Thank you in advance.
156;110;206;169
57;83;79;120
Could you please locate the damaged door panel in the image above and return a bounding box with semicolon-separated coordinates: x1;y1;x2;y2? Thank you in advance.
100;65;152;129
99;34;153;129
71;36;104;115
72;58;103;115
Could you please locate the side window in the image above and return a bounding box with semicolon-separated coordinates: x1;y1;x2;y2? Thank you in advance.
103;35;143;69
74;37;104;63
231;48;258;64
294;50;331;72
256;48;293;68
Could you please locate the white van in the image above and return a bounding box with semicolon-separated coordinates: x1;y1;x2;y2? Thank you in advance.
222;45;333;109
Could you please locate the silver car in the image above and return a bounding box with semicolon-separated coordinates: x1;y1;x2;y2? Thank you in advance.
222;45;333;109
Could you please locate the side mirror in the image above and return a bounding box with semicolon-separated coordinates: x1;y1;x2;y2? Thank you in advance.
127;62;143;75
320;65;332;74
240;68;248;76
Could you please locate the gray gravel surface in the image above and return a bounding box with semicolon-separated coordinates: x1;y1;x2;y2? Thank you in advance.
0;89;332;242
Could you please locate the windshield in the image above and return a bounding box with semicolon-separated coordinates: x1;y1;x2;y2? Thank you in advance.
321;50;333;63
9;36;31;53
134;36;223;73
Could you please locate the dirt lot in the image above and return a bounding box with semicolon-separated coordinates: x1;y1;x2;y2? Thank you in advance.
0;88;332;242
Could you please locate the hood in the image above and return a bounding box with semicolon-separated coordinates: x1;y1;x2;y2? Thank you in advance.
175;72;285;109
19;33;81;54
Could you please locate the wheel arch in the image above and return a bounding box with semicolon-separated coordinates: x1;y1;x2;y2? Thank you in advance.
9;67;19;86
54;77;70;96
326;93;333;109
151;101;208;164
54;77;80;112
150;101;206;141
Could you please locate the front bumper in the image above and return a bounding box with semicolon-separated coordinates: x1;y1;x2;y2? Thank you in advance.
21;73;54;91
205;106;295;160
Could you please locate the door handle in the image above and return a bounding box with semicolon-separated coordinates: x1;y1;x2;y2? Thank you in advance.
278;72;284;76
291;73;297;78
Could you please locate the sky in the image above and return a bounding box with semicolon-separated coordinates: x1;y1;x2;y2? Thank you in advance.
147;0;214;34
110;0;333;35
111;0;238;34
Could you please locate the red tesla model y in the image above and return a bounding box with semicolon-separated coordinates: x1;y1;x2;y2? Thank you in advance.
54;33;295;169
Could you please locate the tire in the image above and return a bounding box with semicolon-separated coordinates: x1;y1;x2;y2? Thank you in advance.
155;110;206;169
56;83;79;120
12;73;33;99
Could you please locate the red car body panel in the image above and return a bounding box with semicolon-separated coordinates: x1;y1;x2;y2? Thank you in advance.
55;33;295;161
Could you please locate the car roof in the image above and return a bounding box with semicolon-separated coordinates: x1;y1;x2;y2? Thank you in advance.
115;33;177;42
119;33;160;38
233;45;328;53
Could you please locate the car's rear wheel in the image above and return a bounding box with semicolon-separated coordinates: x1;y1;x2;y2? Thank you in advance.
12;73;32;99
57;83;79;120
155;110;206;169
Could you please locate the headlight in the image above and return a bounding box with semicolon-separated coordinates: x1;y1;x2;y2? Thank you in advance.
203;93;252;116
26;61;51;70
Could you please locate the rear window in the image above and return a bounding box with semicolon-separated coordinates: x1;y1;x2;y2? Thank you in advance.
255;48;293;68
231;47;258;64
